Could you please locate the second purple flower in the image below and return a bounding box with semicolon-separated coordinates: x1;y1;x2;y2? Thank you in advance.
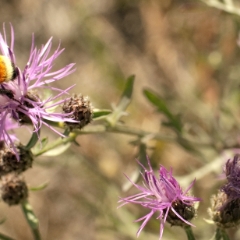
119;157;200;239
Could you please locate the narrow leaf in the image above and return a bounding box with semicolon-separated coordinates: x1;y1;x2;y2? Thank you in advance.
143;89;182;133
144;89;172;118
30;182;49;191
24;130;40;150
92;109;112;119
106;75;135;126
40;138;48;149
41;142;71;156
120;75;135;103
116;75;135;112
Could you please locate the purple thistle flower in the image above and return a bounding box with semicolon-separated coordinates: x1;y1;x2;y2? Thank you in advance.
0;114;19;145
0;24;76;144
119;157;200;239
222;154;240;198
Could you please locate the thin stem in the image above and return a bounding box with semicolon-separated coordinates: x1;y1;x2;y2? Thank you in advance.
0;233;16;240
184;226;195;240
21;200;41;240
45;117;214;146
34;123;212;157
34;132;76;156
221;228;230;240
215;228;222;240
215;228;230;240
84;124;214;147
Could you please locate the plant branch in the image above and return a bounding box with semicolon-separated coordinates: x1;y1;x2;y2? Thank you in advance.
34;123;213;157
33;132;76;156
21;200;41;240
184;226;196;240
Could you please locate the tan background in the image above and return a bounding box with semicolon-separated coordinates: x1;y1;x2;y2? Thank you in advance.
0;0;240;239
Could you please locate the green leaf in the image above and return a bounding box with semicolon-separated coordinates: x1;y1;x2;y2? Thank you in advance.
92;109;112;119
143;89;182;133
73;139;80;146
41;142;71;156
32;137;48;153
119;75;135;103
106;75;135;126
29;182;49;191
24;130;40;150
62;128;71;137
40;138;48;149
144;89;171;117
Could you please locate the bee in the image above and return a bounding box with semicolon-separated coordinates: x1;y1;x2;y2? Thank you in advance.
0;55;18;99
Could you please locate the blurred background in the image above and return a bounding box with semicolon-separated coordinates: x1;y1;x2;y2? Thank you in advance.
1;0;240;239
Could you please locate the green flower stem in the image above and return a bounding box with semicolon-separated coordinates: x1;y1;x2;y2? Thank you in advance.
34;123;217;157
21;200;41;240
81;124;210;146
215;228;230;240
184;226;195;240
0;233;15;240
34;132;76;156
45;117;214;144
215;228;221;240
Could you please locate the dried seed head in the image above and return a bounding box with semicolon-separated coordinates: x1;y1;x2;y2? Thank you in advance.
62;94;93;130
0;143;34;176
1;173;28;205
166;200;196;227
209;191;240;228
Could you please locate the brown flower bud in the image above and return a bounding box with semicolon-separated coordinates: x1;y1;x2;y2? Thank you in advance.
62;94;93;130
209;191;240;228
166;200;196;227
0;143;34;176
1;173;28;205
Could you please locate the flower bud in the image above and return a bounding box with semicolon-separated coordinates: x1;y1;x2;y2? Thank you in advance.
166;200;196;227
1;173;28;205
222;154;240;198
62;94;93;130
0;143;34;176
209;191;240;228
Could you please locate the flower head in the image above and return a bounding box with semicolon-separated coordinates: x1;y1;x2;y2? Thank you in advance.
119;157;200;239
0;24;77;147
1;173;28;205
209;191;240;228
0;143;33;176
222;154;240;198
62;94;93;130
